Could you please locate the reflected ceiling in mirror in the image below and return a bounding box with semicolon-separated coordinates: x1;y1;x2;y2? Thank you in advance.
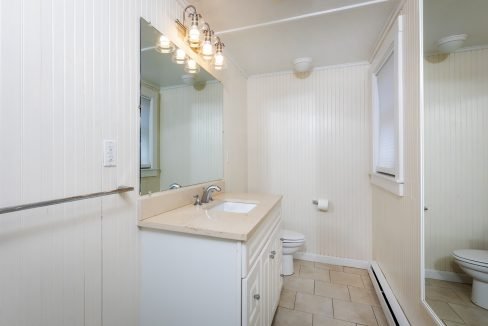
139;19;223;196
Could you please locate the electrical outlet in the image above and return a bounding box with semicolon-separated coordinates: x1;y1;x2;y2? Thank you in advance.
103;140;117;167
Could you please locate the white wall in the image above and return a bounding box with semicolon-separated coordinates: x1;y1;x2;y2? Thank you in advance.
247;64;372;262
160;82;223;189
371;0;434;324
424;48;488;273
0;0;247;325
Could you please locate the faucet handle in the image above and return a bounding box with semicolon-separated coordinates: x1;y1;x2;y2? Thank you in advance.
193;194;201;206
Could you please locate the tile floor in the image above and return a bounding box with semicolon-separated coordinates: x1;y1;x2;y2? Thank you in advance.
272;259;388;326
426;278;488;325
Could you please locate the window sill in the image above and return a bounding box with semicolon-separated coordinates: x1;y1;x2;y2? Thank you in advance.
370;173;404;196
141;169;160;178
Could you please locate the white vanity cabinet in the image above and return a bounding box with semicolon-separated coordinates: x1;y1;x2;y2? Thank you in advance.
140;199;282;326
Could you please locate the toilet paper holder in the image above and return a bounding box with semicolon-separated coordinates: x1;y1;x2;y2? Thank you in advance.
312;199;329;211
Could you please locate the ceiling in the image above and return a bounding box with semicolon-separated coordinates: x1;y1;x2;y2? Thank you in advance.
140;19;216;88
187;0;400;75
424;0;488;54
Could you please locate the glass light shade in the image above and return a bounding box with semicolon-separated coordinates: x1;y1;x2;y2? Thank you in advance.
188;24;201;48
185;58;200;74
173;48;186;64
156;35;174;54
201;40;213;60
214;52;224;70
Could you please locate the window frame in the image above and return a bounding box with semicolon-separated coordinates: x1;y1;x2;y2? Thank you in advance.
371;15;404;196
140;82;160;178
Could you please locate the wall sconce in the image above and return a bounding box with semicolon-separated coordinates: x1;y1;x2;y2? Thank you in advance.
175;5;202;49
176;5;226;70
201;23;214;61
213;37;225;70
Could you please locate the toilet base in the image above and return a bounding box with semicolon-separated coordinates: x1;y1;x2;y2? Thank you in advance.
282;254;295;276
472;279;488;309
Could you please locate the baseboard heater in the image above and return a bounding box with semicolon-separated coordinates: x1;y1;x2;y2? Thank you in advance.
369;261;410;326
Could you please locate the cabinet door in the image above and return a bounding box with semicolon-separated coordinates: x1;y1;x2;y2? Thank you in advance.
269;224;283;315
243;258;262;326
261;239;272;326
262;224;283;326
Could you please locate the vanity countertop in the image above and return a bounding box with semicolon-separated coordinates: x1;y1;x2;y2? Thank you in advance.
137;192;282;241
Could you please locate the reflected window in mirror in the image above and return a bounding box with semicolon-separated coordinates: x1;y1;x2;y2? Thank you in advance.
140;96;152;169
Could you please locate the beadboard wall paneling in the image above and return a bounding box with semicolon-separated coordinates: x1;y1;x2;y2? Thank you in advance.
0;0;247;325
247;63;372;261
371;0;434;324
424;48;488;273
160;82;223;189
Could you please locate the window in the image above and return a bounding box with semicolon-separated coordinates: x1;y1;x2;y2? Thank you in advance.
371;15;404;196
140;83;160;177
140;96;152;169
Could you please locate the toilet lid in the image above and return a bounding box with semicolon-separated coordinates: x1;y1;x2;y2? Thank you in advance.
281;229;305;241
453;249;488;265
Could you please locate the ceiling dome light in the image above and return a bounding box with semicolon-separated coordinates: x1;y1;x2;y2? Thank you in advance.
436;34;468;53
173;48;186;64
293;57;313;73
185;58;200;74
155;35;174;54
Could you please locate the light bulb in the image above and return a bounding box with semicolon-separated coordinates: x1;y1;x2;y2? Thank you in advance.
201;40;213;60
159;35;170;48
156;35;173;54
188;24;200;47
185;58;199;74
214;52;224;70
174;48;186;64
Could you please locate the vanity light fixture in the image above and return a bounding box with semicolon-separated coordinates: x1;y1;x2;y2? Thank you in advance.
173;48;186;64
213;37;225;70
201;23;214;60
175;5;226;70
176;5;202;49
185;57;200;74
155;35;175;54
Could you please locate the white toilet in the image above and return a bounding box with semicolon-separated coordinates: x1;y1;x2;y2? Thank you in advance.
281;230;305;276
453;249;488;309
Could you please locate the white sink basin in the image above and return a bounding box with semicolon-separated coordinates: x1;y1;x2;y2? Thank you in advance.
210;201;257;214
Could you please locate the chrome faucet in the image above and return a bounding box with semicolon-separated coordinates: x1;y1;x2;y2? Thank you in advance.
201;185;222;204
169;183;182;190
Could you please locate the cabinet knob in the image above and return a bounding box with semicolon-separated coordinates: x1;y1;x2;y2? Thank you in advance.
269;254;275;259
270;250;276;255
253;294;260;300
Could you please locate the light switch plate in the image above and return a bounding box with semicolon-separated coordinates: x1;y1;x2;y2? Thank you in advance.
103;140;117;167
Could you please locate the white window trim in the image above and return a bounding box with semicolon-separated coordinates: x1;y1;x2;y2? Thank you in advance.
371;15;404;196
140;168;160;178
140;82;160;178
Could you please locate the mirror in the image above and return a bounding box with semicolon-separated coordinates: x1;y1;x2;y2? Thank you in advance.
423;0;488;323
139;19;223;195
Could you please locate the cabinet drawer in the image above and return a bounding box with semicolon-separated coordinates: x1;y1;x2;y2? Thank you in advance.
242;204;281;277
